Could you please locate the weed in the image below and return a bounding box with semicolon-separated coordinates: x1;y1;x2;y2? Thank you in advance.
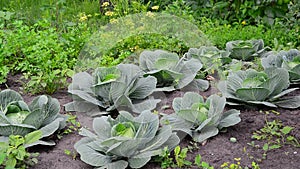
57;114;81;139
64;149;77;160
0;133;40;168
154;145;214;169
221;158;260;169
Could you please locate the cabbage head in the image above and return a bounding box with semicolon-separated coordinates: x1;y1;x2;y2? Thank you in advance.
185;46;231;69
0;89;66;147
161;92;241;143
218;68;300;108
262;49;300;84
65;64;160;116
226;39;268;61
139;50;209;92
74;110;179;169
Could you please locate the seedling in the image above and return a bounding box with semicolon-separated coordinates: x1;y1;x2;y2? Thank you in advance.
0;131;41;168
154;145;214;169
57;114;81;139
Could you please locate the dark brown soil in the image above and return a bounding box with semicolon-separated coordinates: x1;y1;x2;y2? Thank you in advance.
1;74;299;169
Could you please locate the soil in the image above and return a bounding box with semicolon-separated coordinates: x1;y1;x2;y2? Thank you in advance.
1;74;299;169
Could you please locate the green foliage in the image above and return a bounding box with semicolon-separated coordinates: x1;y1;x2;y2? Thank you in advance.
252;119;300;148
153;147;174;169
162;92;241;143
0;131;41;169
221;158;260;169
154;145;214;169
199;18;299;49
174;146;192;167
100;33;189;67
74;111;180;169
247;116;299;162
0;19;89;94
189;0;291;25
57;114;81;139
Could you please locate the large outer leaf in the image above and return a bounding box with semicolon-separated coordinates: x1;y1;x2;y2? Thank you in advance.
139;50;179;71
154;58;178;70
172;92;204;112
262;67;289;97
76;140;112;167
128;157;151;169
140;125;173;153
93;117;111;141
98;160;128;169
93;67;120;85
261;51;283;69
0;89;23;112
68;90;103;107
24;95;61;129
161;113;193;136
0;123;36;136
131;97;161;114
39;117;65;138
68;72;93;91
0;111;11;124
127;76;157;100
24;140;55;148
218;109;241;129
290;65;300;82
117;64;142;86
272;96;300;109
175;58;203;89
193;125;219;143
182;79;209;92
236;88;270;101
64;101;103;116
207;95;226;124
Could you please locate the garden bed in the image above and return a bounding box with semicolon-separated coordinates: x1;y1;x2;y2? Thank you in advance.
2;74;299;169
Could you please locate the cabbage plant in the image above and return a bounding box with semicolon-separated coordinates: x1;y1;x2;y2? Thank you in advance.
185;46;232;79
226;39;268;61
65;64;160;116
218;68;300;108
75;110;179;169
139;50;209;92
185;46;231;68
0;89;66;147
161;92;241;143
262;49;300;84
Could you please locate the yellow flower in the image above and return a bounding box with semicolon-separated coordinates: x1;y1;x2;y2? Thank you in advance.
101;2;109;7
151;5;159;10
110;18;118;24
87;14;92;17
105;11;114;17
242;20;246;25
79;13;88;21
146;11;155;17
